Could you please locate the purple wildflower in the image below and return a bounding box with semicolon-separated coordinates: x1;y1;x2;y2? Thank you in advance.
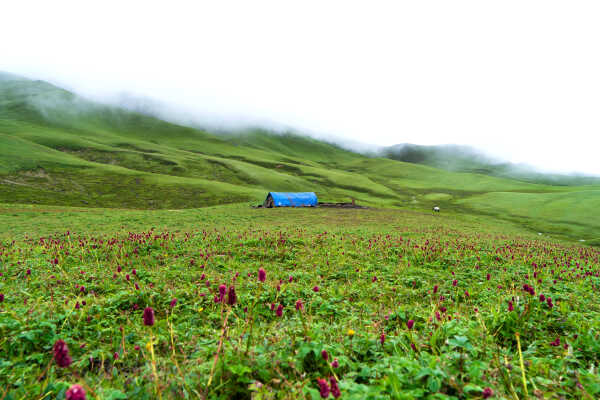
317;378;330;398
218;284;227;302
227;286;237;306
143;307;155;326
330;376;341;398
53;339;72;368
66;384;86;400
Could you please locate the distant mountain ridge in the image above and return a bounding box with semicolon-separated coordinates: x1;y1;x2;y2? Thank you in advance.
381;143;600;186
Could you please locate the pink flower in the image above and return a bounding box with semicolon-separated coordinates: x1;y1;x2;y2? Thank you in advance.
170;298;177;308
258;268;266;282
317;378;330;398
452;279;458;287
276;304;284;317
330;376;341;398
143;307;155;326
482;387;494;398
227;286;237;306
218;284;227;301
407;320;415;329
331;358;339;368
313;286;320;292
321;350;328;361
66;384;86;400
53;339;72;368
295;299;304;311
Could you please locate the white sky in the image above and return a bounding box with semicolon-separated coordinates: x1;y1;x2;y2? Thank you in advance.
2;1;600;174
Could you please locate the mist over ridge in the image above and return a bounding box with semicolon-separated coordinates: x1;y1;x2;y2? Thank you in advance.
2;70;599;187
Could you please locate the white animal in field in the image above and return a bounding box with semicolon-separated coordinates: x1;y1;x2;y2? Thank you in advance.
433;206;440;212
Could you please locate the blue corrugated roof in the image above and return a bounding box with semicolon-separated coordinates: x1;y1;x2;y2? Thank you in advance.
266;192;317;207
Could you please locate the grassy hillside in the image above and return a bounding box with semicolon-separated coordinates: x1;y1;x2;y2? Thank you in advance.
383;143;600;186
1;72;600;241
457;190;600;244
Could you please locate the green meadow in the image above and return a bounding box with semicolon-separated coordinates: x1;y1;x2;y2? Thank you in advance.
1;72;600;399
1;204;600;399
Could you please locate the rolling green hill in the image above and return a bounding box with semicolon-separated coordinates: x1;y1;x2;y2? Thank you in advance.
383;143;600;186
1;72;599;241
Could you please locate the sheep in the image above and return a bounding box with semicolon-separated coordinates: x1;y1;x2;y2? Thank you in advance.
432;206;440;213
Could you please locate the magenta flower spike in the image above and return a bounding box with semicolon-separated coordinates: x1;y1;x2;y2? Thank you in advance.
143;307;155;326
317;378;330;398
53;339;72;368
330;376;341;398
66;384;86;400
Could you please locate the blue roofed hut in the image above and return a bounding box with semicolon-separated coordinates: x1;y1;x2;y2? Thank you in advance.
263;192;318;208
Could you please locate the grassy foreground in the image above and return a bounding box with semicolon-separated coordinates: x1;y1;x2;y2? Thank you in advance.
0;204;599;399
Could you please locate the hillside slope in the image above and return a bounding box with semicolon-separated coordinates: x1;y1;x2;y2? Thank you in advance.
383;143;600;186
1;72;599;241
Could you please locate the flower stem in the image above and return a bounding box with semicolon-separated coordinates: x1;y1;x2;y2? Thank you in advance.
207;306;232;389
148;328;161;400
515;332;528;399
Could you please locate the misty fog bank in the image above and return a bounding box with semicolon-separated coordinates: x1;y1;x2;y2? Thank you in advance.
2;70;599;183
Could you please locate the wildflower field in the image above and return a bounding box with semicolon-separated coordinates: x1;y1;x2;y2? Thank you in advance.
0;204;599;399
